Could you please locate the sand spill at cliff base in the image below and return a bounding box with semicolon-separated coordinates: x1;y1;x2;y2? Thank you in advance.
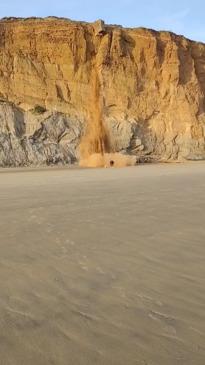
79;153;136;168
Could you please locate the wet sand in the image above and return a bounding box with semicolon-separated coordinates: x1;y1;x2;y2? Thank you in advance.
0;163;205;365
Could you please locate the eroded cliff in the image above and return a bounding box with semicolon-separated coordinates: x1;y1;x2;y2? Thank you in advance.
0;17;205;166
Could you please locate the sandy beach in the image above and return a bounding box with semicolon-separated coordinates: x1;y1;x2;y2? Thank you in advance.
0;163;205;365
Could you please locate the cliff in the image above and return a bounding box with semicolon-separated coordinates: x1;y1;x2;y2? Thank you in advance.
0;17;205;166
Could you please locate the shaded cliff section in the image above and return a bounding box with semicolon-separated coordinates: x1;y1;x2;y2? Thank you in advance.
0;17;205;166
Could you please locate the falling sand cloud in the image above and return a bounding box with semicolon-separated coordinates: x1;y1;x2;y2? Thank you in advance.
79;66;136;168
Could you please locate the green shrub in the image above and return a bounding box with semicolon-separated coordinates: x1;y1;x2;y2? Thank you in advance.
33;105;46;114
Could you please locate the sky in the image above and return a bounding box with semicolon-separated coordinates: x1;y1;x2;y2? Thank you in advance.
0;0;205;42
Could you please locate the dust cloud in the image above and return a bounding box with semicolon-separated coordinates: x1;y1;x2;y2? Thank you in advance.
79;68;135;168
80;153;136;168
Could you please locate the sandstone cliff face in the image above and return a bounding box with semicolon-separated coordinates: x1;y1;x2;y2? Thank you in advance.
0;17;205;166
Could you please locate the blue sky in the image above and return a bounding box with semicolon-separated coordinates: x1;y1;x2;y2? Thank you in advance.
0;0;204;42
